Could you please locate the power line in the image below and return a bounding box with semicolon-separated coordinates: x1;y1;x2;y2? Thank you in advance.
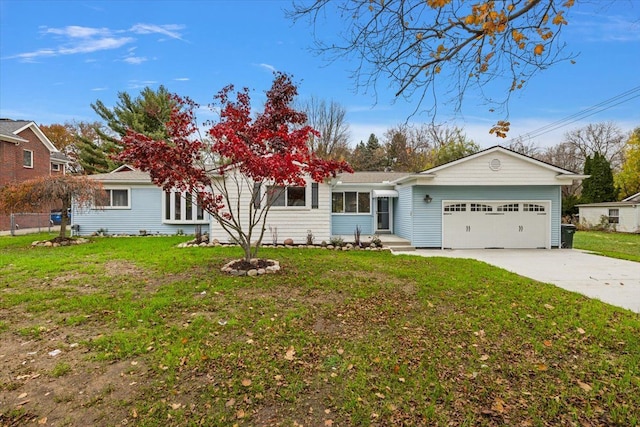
509;85;640;142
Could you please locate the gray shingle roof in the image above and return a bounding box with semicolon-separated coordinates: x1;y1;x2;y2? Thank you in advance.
336;171;410;184
88;170;152;183
0;119;31;141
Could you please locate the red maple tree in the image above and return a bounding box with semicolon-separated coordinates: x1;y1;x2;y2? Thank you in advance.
119;72;352;262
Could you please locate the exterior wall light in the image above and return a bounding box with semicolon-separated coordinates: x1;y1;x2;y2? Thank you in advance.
424;194;433;203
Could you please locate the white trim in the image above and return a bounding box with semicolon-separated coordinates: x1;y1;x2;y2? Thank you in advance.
14;121;59;152
0;134;28;144
95;187;131;209
266;183;309;209
331;191;372;214
375;196;393;233
23;149;33;168
161;190;209;224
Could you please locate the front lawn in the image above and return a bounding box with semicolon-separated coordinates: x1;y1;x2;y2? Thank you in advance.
574;230;640;262
1;235;639;426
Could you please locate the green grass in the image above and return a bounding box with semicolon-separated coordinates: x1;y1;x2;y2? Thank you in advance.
574;230;640;262
1;234;639;426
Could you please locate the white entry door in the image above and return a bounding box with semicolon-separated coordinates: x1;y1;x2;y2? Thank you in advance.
442;201;550;249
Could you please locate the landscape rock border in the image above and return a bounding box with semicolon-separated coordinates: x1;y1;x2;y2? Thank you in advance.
31;238;91;247
220;258;280;277
178;237;388;252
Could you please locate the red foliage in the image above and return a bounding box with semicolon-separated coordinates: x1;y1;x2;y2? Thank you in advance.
208;73;351;186
118;72;352;216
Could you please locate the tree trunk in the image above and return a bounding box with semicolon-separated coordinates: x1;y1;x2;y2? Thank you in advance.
59;200;70;239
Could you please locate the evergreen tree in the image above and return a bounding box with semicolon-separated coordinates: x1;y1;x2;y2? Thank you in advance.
78;86;176;174
581;153;617;203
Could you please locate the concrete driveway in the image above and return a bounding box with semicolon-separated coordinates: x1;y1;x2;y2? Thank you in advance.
393;249;640;313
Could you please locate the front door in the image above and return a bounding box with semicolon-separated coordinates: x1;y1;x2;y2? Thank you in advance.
376;197;391;233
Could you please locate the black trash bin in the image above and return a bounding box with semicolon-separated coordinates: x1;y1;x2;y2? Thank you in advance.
561;224;576;248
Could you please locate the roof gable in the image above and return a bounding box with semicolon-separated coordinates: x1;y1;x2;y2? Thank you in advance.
0;119;60;152
402;146;586;186
422;146;579;175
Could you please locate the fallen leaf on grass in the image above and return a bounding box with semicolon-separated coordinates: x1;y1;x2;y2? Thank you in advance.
38;417;47;425
284;346;296;361
337;348;344;355
543;304;554;310
577;327;585;334
324;420;333;426
236;409;245;419
170;403;182;410
226;398;236;407
375;392;385;399
241;378;252;387
480;354;490;361
491;397;506;414
577;380;593;392
536;364;548;371
18;392;27;399
543;340;552;347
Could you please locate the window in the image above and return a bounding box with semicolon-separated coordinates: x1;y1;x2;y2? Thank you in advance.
523;203;545;212
51;163;60;171
267;186;307;207
164;191;206;222
470;203;492;212
331;192;371;213
497;203;519;212
444;203;466;212
96;189;130;209
608;208;619;224
23;150;33;168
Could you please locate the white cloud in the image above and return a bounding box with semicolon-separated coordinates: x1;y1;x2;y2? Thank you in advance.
91;87;108;91
570;11;640;43
8;23;185;62
130;23;185;41
123;55;148;65
174;77;190;81
44;25;111;38
257;63;277;73
128;80;158;89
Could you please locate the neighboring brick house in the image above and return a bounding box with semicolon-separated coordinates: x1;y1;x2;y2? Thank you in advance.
0;119;70;231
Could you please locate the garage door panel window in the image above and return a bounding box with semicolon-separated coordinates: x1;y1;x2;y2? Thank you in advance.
444;203;466;212
470;203;493;212
497;203;519;212
523;203;545;212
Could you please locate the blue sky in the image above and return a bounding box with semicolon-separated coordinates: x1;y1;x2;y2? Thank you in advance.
1;0;638;150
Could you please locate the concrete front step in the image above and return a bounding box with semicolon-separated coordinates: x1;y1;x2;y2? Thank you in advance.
386;245;416;251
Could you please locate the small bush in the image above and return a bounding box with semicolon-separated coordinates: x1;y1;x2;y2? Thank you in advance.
329;236;344;248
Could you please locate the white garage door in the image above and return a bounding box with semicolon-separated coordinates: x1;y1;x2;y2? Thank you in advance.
442;201;550;249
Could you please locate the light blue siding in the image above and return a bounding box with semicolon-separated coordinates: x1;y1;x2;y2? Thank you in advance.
73;187;208;236
409;185;562;248
393;186;413;240
331;214;374;235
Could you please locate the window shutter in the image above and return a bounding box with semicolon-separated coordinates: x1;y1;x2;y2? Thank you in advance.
312;183;319;209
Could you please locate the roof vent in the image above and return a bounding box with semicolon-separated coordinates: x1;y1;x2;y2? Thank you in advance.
489;158;501;171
